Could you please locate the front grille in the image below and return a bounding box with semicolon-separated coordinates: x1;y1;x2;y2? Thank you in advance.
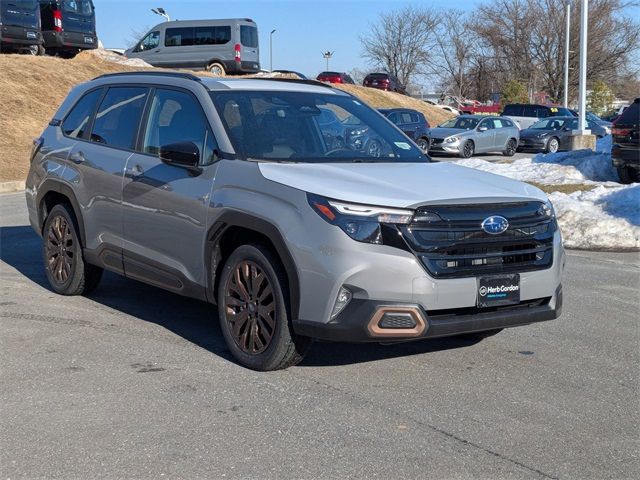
431;138;444;145
427;297;551;318
399;202;555;278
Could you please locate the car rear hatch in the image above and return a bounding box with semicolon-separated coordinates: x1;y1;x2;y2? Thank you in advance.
61;0;95;36
0;0;40;40
238;20;259;71
612;99;639;151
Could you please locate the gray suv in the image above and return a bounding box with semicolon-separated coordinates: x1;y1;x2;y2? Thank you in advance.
26;72;565;370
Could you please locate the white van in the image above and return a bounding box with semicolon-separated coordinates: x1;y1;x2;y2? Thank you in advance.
125;18;260;75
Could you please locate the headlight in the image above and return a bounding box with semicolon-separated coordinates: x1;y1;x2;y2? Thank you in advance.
350;127;369;136
445;136;458;143
538;199;555;218
308;194;413;244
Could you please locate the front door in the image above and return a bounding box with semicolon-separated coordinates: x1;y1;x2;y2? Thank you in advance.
474;119;496;152
121;87;219;295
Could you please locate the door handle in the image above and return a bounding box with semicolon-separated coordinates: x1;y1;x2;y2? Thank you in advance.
70;151;86;164
124;164;144;179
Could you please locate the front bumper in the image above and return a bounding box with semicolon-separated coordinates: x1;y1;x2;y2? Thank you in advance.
295;284;562;342
429;141;461;154
518;137;547;150
42;30;97;50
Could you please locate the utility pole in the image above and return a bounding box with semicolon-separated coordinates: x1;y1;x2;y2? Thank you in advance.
563;1;571;107
269;29;276;71
577;0;588;133
322;51;334;71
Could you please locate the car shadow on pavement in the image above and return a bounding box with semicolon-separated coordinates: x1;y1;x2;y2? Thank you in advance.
1;225;480;368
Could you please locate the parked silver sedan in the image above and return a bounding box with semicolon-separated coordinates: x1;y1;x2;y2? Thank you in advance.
429;115;520;158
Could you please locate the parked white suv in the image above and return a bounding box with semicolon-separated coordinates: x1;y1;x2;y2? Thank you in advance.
26;73;565;370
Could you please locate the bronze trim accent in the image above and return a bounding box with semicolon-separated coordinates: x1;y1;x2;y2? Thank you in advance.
367;306;427;338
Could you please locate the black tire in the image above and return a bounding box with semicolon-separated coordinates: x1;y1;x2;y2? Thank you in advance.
617;166;639;184
503;138;517;157
545;137;559;153
416;137;430;152
217;244;312;371
42;204;103;295
458;328;503;341
460;140;474;158
366;139;382;157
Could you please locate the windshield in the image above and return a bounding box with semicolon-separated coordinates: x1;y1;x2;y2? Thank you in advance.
210;91;428;163
530;118;569;130
438;117;480;130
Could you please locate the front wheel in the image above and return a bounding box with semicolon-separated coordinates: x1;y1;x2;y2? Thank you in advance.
545;137;559;153
42;204;102;295
218;244;311;371
416;137;430;152
460;140;474;158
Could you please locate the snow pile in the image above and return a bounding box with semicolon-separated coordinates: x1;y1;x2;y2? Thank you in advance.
84;48;152;68
549;185;639;250
454;148;640;251
455;151;618;185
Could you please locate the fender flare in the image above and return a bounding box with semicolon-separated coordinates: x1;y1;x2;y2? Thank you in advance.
36;179;86;246
205;209;300;320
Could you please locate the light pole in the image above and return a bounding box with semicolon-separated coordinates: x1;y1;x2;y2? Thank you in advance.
270;29;276;71
322;51;333;71
151;7;170;22
563;1;571;107
577;0;588;133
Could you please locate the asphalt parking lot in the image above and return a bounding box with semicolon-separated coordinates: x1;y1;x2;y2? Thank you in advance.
1;191;638;479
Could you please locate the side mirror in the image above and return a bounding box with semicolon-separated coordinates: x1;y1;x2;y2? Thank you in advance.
478;125;488;132
159;141;201;172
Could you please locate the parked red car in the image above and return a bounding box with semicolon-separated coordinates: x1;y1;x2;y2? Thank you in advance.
316;71;355;84
363;72;406;94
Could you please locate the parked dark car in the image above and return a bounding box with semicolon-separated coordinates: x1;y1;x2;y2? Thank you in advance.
502;103;574;129
317;107;347;150
518;116;607;153
612;97;639;184
379;108;430;151
38;0;97;57
0;0;43;54
569;109;612;133
363;72;406;94
316;71;354;84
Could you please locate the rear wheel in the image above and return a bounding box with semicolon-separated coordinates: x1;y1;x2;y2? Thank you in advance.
545;137;559;153
503;138;517;157
42;204;102;295
207;62;226;76
218;244;311;371
617;165;639;184
460;140;474;158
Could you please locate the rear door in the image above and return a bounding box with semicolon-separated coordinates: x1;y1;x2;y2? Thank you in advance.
121;87;218;294
61;0;95;40
238;22;259;70
491;118;509;149
66;86;149;270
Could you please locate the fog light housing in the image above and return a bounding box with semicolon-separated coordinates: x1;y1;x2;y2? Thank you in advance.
331;286;352;319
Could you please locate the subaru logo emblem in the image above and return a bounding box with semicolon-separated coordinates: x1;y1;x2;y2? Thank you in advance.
481;215;509;235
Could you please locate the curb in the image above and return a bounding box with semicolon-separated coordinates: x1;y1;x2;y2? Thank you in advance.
0;181;25;194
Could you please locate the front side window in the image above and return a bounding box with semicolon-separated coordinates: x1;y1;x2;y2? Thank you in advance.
90;87;148;149
240;25;258;48
478;119;494;130
142;89;207;159
137;31;159;51
62;88;102;139
211;91;427;163
530;118;567;130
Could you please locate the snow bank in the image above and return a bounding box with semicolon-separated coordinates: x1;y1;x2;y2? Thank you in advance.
84;48;152;68
549;185;639;250
454;147;639;251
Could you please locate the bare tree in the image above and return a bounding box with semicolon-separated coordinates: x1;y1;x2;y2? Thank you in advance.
360;6;440;88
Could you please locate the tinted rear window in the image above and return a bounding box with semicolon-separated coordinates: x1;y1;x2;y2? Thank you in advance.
617;100;639;125
90;87;147;150
240;25;258;48
63;0;93;15
195;26;231;45
166;28;193;47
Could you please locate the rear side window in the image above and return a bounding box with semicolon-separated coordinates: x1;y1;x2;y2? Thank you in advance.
522;105;538;117
91;87;148;149
142;89;207;159
194;26;231;45
502;105;523;116
62;88;102;139
166;27;194;47
492;118;504;128
240;25;258;48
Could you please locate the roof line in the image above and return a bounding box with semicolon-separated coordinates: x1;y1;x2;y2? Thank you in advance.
92;71;203;82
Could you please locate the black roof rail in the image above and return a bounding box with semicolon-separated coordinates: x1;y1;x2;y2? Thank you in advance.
249;77;336;89
92;71;203;82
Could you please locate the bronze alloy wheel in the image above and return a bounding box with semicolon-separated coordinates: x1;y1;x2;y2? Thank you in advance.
224;261;276;355
46;215;75;284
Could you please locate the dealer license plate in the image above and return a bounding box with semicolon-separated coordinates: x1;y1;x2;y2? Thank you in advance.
477;274;520;308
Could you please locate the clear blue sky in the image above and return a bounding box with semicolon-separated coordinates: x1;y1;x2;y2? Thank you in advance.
95;0;482;76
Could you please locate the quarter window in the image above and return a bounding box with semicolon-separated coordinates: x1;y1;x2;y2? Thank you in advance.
142;89;207;161
90;87;148;149
62;88;102;139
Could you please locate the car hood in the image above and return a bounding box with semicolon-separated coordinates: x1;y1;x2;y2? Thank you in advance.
258;162;547;208
520;129;553;138
429;127;470;139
